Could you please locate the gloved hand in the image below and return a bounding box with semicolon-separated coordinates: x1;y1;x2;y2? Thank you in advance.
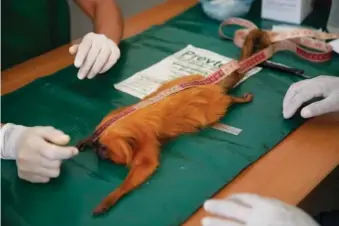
202;193;320;226
283;75;339;119
1;123;78;183
69;32;120;80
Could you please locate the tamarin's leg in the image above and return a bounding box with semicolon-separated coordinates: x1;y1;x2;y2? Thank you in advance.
92;138;159;215
230;93;253;104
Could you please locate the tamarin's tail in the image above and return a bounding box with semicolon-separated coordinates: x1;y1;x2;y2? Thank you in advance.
220;29;271;92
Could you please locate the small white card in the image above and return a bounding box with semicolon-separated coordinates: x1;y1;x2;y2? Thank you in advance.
211;123;242;136
114;45;262;99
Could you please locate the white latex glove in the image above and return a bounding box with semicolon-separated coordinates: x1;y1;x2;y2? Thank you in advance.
69;32;120;80
283;75;339;119
1;123;78;183
202;193;320;226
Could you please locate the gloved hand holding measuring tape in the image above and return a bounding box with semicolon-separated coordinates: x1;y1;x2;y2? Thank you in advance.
1;123;78;183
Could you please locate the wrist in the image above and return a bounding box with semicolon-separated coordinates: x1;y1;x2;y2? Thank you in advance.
1;123;28;159
108;37;120;58
101;32;121;45
97;33;121;59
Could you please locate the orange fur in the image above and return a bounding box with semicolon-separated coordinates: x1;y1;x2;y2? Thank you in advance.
80;29;271;215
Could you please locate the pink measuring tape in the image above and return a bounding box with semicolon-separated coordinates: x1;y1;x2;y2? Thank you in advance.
77;17;339;149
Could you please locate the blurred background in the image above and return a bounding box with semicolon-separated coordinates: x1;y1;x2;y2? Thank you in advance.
67;0;166;40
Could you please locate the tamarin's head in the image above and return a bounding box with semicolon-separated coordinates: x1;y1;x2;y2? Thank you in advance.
98;130;138;165
98;123;156;165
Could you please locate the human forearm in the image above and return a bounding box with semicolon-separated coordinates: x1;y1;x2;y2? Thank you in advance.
94;0;123;43
75;0;123;44
1;122;78;182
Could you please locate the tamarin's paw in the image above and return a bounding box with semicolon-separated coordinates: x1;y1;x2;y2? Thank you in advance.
92;206;107;216
76;138;93;151
243;93;253;102
96;143;109;159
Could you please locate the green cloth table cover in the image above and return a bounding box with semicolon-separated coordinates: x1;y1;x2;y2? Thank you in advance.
1;1;337;226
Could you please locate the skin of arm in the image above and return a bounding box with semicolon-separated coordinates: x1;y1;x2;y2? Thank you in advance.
74;0;124;44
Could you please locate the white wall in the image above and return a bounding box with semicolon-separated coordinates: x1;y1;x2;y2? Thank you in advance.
67;0;166;40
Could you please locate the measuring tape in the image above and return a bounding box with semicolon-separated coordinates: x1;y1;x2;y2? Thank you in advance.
77;18;339;149
219;18;338;63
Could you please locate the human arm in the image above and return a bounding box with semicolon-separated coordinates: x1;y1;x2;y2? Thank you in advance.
70;0;124;79
283;75;339;119
74;0;123;43
1;123;78;183
202;193;320;226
